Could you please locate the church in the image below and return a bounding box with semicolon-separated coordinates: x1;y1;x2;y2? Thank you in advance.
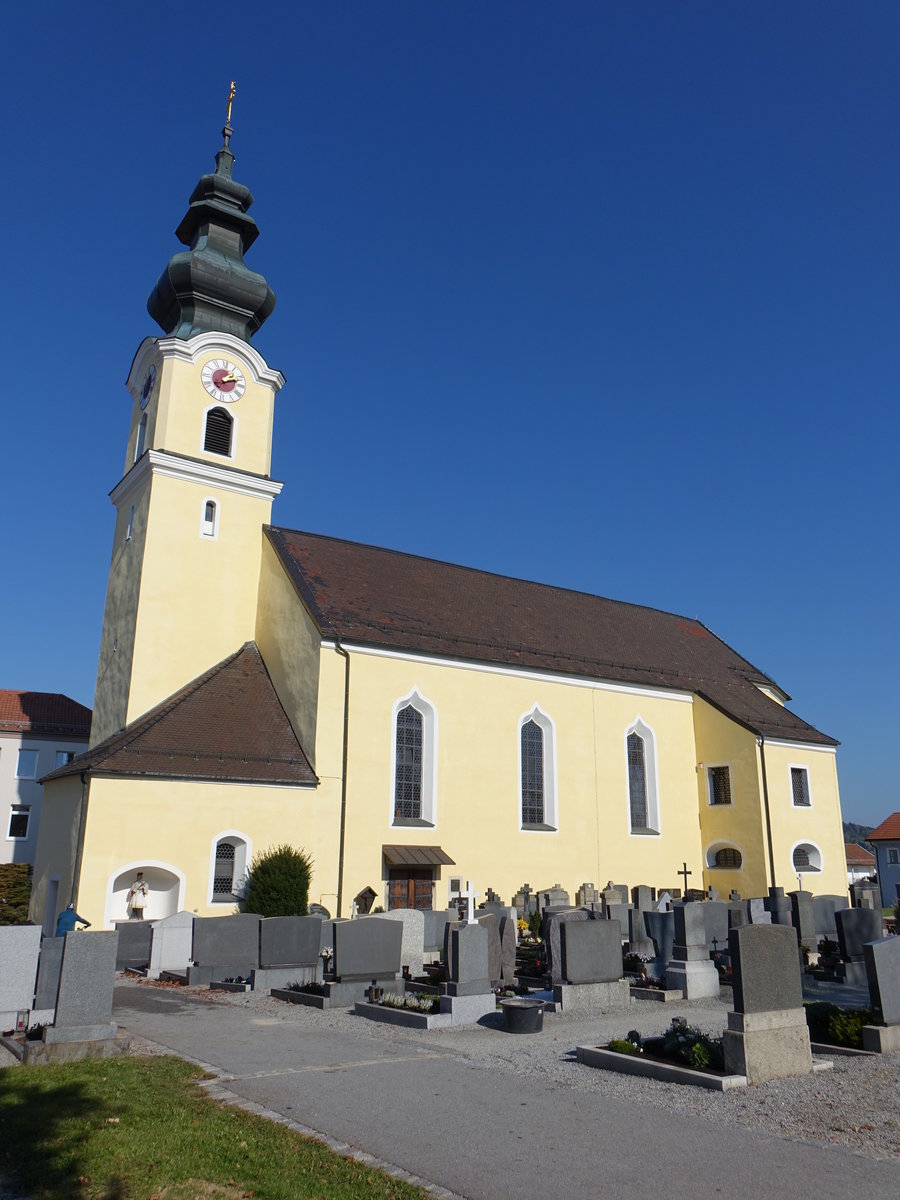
29;114;847;931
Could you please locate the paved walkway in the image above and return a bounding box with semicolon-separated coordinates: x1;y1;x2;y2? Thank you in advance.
112;983;896;1200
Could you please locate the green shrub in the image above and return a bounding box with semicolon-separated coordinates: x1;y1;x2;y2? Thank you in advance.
239;844;312;918
662;1017;724;1071
804;1002;873;1049
0;863;32;925
608;1038;640;1055
528;910;543;939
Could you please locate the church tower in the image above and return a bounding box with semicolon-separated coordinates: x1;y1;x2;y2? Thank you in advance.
91;104;285;744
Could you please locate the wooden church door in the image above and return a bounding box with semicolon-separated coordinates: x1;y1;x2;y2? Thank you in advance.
388;867;434;910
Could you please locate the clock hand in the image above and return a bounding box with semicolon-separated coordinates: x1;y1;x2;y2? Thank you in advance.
221;372;238;383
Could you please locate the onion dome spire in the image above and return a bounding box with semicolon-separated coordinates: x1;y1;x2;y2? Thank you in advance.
147;83;276;342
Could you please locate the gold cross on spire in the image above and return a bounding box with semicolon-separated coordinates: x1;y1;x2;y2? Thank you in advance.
226;81;236;127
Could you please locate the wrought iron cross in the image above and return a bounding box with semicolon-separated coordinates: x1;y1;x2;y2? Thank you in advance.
678;861;692;892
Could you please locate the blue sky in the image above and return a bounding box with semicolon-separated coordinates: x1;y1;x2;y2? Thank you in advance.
2;3;897;825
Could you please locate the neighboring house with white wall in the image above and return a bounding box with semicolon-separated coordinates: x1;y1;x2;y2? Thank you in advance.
1;691;92;866
844;841;876;885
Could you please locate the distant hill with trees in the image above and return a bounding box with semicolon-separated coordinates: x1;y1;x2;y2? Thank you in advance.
843;821;874;849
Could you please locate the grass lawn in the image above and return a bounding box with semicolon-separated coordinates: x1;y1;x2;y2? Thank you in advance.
0;1055;430;1200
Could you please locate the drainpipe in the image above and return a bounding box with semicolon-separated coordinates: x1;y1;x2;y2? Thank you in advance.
334;641;351;919
757;735;777;888
71;772;90;907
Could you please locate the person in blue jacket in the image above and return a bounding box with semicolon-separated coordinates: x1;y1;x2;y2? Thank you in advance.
55;902;91;936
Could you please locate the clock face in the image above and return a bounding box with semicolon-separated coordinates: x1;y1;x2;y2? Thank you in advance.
201;358;246;403
139;364;156;410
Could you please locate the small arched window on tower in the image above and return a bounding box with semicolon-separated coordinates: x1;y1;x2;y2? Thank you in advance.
204;407;233;457
201;499;218;538
134;413;148;462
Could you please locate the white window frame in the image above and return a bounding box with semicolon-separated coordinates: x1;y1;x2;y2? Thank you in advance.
789;764;812;808
888;848;899;866
389;687;437;828
15;749;38;779
705;840;745;871
208;831;252;905
201;403;237;460
518;704;558;832
134;412;148;462
200;496;219;539
791;840;823;874
7;804;31;841
624;716;660;835
706;762;733;807
55;750;75;769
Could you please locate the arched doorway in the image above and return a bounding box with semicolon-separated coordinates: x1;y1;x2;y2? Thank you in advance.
106;861;185;927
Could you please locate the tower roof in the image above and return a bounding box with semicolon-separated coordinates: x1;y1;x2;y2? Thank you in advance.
147;105;276;342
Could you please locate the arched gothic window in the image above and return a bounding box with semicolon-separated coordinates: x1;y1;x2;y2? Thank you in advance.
204;407;233;456
521;720;544;825
210;834;250;902
627;732;648;829
394;705;423;821
202;499;217;537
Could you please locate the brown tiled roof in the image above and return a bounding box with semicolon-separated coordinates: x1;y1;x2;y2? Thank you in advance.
41;643;316;786
844;842;875;866
0;690;91;737
868;813;900;842
267;527;838;748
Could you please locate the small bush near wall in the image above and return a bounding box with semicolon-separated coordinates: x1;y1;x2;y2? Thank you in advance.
239;844;312;918
0;863;32;925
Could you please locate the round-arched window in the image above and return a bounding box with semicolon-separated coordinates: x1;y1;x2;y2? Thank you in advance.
714;847;742;869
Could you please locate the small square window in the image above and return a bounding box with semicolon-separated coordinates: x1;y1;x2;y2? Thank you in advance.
55;750;75;768
708;766;732;806
8;805;30;839
888;848;899;866
790;767;811;807
16;750;38;779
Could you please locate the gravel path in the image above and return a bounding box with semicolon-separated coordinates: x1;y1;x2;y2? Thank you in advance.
118;980;900;1163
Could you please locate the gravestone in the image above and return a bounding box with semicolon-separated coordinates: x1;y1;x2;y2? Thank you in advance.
34;936;65;1013
729;889;741;902
423;908;457;954
655;892;672;911
835;907;882;986
333;916;402;982
575;882;599;907
559;920;622;984
763;887;792;927
665;904;720;998
861;937;900;1051
604;902;631;939
812;894;848;941
474;911;501;986
115;921;153;970
706;885;720;901
602;882;629;906
190;914;261;984
539;884;570;910
543;908;592;986
850;881;879;910
723;924;813;1083
627;908;655;958
498;913;517;986
512;884;538;916
644;909;675;965
788;891;815;949
747;898;772;925
148;911;194;977
700;901;729;952
445;922;491;996
379;908;426;977
45;931;119;1047
631;885;655;909
0;925;42;1027
727;903;748;930
259;915;322;967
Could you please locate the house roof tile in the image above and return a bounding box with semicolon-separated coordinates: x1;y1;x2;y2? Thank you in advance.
844;842;876;866
0;690;91;737
868;813;900;842
267;527;838;748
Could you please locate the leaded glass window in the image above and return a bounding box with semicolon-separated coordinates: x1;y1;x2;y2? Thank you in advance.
213;840;236;895
708;766;731;806
521;720;544;825
394;705;423;821
628;732;648;829
714;847;742;869
791;768;810;807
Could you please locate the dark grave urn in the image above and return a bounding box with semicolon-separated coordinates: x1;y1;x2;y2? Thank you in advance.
501;997;545;1034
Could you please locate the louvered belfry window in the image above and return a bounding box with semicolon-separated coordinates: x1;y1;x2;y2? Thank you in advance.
204;407;233;456
394;705;423;820
521;720;545;825
628;732;648;829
